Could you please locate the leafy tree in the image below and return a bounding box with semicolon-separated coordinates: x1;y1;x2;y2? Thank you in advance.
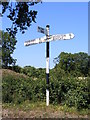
1;1;42;38
88;55;90;76
1;30;17;68
54;52;90;77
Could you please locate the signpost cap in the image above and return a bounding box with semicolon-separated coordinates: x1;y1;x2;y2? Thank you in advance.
46;25;50;28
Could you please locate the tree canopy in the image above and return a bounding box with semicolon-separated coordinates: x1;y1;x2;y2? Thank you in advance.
1;1;42;38
1;30;17;68
53;52;90;77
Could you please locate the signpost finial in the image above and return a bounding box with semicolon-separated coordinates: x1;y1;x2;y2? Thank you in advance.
46;25;50;28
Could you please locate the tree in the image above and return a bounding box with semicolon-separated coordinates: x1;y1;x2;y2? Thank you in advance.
54;52;90;77
1;30;17;68
1;1;42;38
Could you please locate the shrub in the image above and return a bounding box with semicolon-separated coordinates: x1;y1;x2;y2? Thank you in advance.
2;69;90;110
2;69;46;104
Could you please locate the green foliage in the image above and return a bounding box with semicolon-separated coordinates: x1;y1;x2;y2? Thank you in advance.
2;69;46;104
49;76;90;110
64;78;89;109
2;69;90;110
21;66;45;79
54;52;90;77
1;30;17;68
2;1;42;38
12;65;22;73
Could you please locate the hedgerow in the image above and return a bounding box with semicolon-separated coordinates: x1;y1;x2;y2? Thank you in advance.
2;69;90;110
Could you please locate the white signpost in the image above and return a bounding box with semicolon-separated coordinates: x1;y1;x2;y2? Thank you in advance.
24;25;75;106
24;33;74;46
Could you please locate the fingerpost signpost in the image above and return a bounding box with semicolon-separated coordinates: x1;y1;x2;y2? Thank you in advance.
24;25;75;106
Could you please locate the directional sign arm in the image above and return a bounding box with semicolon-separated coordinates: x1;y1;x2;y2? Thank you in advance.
52;33;75;41
45;33;75;42
24;36;47;46
37;26;47;34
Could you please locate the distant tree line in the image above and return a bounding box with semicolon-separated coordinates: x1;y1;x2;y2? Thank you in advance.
16;52;90;78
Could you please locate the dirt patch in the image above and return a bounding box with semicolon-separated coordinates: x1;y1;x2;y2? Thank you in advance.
2;107;89;118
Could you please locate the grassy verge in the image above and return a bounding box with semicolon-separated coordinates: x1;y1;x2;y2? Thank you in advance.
2;101;90;118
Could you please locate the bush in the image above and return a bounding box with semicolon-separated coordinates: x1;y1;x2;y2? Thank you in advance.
2;70;46;104
2;69;90;110
63;77;89;109
2;74;28;104
49;76;90;109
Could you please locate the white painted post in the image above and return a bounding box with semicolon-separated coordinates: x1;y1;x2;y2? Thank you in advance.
46;25;50;106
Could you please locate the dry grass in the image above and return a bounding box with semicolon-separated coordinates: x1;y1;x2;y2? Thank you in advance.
2;102;90;118
2;69;29;80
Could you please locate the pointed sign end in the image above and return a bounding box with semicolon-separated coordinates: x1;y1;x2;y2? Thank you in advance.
70;33;75;39
24;42;27;46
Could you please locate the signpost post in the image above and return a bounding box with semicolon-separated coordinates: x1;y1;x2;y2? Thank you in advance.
24;25;75;106
46;25;50;106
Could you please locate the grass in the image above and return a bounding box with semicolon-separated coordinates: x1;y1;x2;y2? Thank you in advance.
3;101;46;111
2;101;90;118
